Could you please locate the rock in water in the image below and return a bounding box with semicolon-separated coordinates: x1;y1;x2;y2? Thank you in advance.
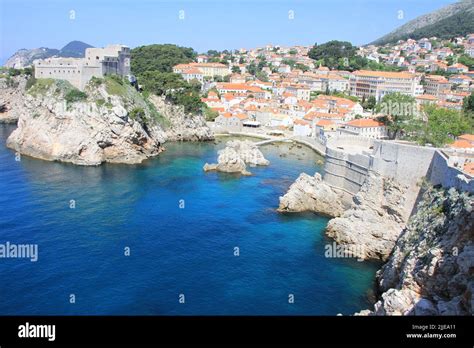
203;140;269;175
277;172;346;217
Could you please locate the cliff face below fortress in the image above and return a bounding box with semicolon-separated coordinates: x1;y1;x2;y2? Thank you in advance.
326;172;409;261
358;186;473;315
279;135;473;315
2;77;213;165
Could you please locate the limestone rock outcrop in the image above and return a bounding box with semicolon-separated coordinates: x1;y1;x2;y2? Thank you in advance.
203;140;269;175
149;95;213;142
0;76;27;124
358;186;473;316
277;172;346;217
5;77;213;165
7;80;165;165
325;173;409;261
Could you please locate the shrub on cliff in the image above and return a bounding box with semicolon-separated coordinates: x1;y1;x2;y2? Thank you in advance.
27;78;55;96
129;107;145;121
203;106;219;121
65;89;88;104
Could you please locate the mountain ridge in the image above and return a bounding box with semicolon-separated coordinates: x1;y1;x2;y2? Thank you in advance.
4;40;94;69
370;0;474;45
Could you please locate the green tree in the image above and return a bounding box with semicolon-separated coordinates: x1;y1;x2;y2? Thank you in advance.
202;105;219;121
463;92;474;113
257;58;267;71
375;93;417;139
247;62;257;76
308;40;364;70
256;71;269;82
131;44;196;75
7;68;21;76
458;55;474;70
138;71;186;95
366;96;377;110
295;63;309;72
281;59;296;68
65;89;88;104
231;66;241;74
207;50;219;57
415;105;471;147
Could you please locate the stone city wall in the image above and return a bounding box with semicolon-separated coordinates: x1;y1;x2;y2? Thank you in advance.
323;136;473;201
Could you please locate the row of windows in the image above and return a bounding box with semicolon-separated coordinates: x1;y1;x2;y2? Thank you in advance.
39;69;81;75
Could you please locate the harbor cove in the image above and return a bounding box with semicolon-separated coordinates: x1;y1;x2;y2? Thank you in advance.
1;0;474;325
0;125;380;315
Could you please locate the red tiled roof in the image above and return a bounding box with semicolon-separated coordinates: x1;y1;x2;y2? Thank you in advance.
346;119;385;128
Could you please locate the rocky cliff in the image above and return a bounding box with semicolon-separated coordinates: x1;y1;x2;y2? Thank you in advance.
5;76;213;165
149;95;213;142
326;173;410;261
358;186;473;315
0;76;27;124
278;170;410;260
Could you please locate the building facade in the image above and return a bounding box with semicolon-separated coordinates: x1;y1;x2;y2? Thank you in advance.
34;44;131;90
349;70;423;101
343;118;387;139
173;62;229;79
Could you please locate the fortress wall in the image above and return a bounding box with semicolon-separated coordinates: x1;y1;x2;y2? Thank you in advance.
322;137;473;211
429;151;474;193
80;66;103;90
370;141;436;187
324;146;370;195
326;134;374;149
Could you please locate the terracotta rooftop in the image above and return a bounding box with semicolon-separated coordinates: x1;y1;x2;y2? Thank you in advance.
353;70;415;79
346;118;385;128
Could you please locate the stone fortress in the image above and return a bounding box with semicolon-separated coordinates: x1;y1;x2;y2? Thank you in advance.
323;135;474;198
34;44;131;90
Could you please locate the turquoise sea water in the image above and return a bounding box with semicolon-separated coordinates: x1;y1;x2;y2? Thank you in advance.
0;125;379;315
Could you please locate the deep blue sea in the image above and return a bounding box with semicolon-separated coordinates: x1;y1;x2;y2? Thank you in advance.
0;125;379;315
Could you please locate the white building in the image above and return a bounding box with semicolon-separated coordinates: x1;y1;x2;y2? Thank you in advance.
343;118;387;139
293;119;312;137
349;70;423;102
34;44;131;90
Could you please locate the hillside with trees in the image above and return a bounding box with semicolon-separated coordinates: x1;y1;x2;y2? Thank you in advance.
375;92;473;146
308;40;404;71
130;44;203;114
371;0;474;45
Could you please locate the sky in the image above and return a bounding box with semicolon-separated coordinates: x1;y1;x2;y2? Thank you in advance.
0;0;457;64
